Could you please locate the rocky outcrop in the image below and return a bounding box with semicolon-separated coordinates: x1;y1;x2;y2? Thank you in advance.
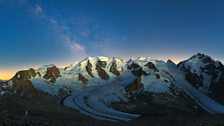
97;60;107;68
58;88;70;97
86;60;94;77
125;76;144;92
128;63;147;76
43;65;61;83
210;72;224;98
78;74;88;84
14;80;37;97
190;53;206;60
109;61;120;76
4;69;38;97
202;63;217;76
127;63;140;70
144;62;159;72
37;72;41;77
11;68;37;82
185;71;203;89
96;60;109;80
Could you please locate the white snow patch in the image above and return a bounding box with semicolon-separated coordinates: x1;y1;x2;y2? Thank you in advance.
142;75;170;93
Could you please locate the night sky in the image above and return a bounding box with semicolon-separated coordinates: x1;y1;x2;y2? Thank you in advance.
0;0;224;80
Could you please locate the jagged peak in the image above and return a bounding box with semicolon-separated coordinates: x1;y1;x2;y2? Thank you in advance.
178;53;215;65
36;64;59;76
167;59;175;64
189;53;213;62
64;62;79;71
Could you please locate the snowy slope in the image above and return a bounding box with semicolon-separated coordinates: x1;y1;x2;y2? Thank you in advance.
168;62;224;114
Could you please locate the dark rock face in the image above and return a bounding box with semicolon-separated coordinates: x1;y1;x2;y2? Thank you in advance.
78;74;88;84
37;72;41;77
29;68;37;77
125;76;144;92
11;68;37;82
109;61;120;76
210;72;224;98
14;80;37;97
58;88;69;97
96;60;109;80
128;63;148;76
43;65;61;83
218;62;224;71
203;64;217;76
155;74;160;79
127;63;140;70
185;71;203;89
144;62;159;72
5;69;39;97
177;62;187;72
131;67;147;76
190;53;206;60
96;60;107;68
86;60;94;77
202;56;213;64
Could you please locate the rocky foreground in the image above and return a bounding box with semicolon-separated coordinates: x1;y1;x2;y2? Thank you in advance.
1;91;224;126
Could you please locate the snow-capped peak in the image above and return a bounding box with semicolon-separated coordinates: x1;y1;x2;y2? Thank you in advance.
178;53;224;101
36;64;57;76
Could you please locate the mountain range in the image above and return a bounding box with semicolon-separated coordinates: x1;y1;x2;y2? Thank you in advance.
1;53;224;125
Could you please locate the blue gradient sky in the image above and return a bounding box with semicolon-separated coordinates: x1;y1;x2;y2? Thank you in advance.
0;0;224;79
